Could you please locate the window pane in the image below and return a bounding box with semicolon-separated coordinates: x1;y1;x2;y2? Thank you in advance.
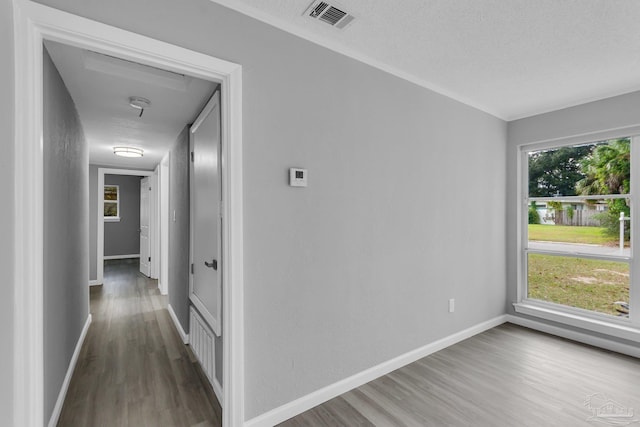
104;186;118;201
528;198;630;257
527;253;629;317
104;202;118;217
528;138;630;197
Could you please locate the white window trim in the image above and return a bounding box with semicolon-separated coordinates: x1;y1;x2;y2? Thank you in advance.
516;130;640;343
103;184;120;222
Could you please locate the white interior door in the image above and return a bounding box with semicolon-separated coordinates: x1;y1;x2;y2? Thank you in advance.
140;176;151;277
190;91;222;336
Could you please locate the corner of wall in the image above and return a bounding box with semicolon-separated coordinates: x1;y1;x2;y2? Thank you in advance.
1;0;14;423
167;126;191;335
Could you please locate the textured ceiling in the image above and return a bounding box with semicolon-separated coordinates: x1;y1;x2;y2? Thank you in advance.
45;40;218;169
212;0;640;120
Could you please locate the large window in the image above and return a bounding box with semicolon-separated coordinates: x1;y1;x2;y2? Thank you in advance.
519;137;637;327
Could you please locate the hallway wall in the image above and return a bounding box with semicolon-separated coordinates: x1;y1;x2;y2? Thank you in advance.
169;116;223;388
104;174;143;257
0;0;14;423
32;0;507;420
43;47;90;424
89;165;98;280
168;126;190;331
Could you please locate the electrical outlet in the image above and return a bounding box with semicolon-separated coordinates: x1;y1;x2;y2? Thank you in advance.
449;298;455;313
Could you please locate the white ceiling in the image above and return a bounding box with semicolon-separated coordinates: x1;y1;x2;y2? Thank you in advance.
212;0;640;120
44;40;218;170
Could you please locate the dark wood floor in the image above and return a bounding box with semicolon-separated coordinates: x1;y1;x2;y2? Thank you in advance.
57;259;222;427
58;260;640;426
280;323;640;427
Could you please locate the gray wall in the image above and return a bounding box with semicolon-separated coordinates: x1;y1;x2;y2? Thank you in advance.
33;0;507;420
168;126;190;332
0;0;14;423
89;165;98;280
104;174;142;257
43;47;90;424
507;92;640;321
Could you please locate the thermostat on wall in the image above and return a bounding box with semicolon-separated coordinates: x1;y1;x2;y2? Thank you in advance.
289;168;308;187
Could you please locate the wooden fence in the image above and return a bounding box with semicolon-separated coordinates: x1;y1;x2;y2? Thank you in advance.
551;209;602;227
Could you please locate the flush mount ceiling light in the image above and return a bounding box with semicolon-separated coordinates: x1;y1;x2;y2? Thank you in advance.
113;146;144;158
128;96;151;117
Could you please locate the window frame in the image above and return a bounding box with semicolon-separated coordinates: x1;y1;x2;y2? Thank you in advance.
104;184;120;222
515;133;640;341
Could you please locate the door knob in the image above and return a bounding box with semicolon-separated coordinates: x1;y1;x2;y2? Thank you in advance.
204;259;218;270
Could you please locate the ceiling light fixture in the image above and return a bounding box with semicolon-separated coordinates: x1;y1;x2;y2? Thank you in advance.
129;96;151;117
113;146;144;158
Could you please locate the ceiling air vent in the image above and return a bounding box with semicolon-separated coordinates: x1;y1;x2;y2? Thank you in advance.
304;1;355;29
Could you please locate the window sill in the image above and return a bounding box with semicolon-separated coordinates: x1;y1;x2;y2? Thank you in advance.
104;217;120;223
513;302;640;343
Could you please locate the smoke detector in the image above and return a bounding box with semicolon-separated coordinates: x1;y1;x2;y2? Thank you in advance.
129;96;151;117
304;1;355;29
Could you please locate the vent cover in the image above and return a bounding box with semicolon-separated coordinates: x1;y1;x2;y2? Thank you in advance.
304;1;355;29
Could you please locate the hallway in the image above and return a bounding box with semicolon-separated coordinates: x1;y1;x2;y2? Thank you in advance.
57;259;222;426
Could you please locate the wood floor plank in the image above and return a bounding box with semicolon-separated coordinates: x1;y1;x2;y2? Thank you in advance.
59;260;640;426
57;259;221;427
280;323;640;427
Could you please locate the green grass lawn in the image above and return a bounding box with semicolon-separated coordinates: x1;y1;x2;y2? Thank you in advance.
528;224;622;245
528;254;629;316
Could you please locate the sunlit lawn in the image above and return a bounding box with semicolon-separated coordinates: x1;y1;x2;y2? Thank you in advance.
528;254;629;316
528;224;621;245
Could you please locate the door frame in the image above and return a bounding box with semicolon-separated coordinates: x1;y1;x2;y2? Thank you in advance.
13;2;245;427
97;168;153;284
150;169;160;280
159;154;170;295
189;90;223;336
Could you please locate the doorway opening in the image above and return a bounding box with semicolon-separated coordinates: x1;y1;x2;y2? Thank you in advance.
13;3;244;426
97;169;154;286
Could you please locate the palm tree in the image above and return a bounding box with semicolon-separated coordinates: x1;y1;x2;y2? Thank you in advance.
576;138;630;196
577;138;631;237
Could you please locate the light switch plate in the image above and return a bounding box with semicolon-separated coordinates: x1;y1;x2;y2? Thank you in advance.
289;168;308;187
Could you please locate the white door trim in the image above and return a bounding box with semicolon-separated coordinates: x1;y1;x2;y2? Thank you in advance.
159;154;170;295
13;2;245;426
151;168;159;280
98;168;153;285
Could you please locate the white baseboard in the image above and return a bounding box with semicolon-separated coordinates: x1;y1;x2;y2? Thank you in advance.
47;314;92;427
103;254;140;260
158;280;168;295
168;303;189;344
506;314;640;358
89;280;99;286
245;314;509;427
213;378;224;407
